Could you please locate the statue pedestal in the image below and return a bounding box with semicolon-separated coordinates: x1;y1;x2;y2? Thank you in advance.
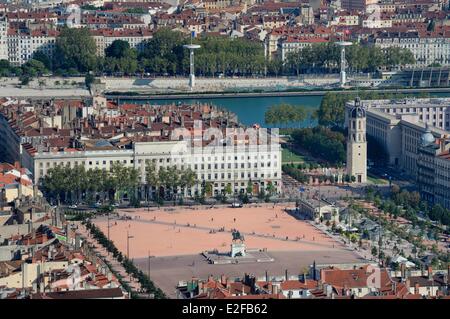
231;242;246;257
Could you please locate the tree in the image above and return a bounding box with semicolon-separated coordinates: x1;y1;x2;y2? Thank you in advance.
180;168;196;199
204;182;213;196
264;104;309;128
33;51;52;70
22;59;48;78
267;57;283;77
290;126;346;165
19;75;31;85
140;28;187;75
266;182;276;196
246;181;253;195
371;246;378;257
384;47;415;68
85;73;96;89
105;40;131;58
225;183;233;197
53;27;97;72
0;59;12;77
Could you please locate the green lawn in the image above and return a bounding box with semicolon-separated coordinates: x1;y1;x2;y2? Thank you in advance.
282;148;307;164
367;174;389;185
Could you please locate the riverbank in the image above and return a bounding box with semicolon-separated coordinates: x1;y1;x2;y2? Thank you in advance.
106;86;450;100
2;74;450;99
0;86;91;98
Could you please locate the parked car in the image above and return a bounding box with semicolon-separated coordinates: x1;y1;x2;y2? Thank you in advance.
231;202;243;208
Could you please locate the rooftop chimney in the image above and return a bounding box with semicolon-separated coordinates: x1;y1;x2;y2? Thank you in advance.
400;263;406;280
427;266;432;280
271;284;278;295
220;274;227;286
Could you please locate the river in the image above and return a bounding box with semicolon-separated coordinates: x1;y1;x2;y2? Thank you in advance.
121;92;450;127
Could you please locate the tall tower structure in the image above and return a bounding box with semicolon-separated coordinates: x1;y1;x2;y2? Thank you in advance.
336;41;352;87
183;43;201;91
346;97;367;183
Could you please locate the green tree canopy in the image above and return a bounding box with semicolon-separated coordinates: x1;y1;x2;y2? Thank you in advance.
105;40;131;59
33;51;52;70
53;27;97;72
265;104;310;127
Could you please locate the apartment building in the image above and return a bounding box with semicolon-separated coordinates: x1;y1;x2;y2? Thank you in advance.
265;25;332;59
341;0;378;11
278;36;328;61
0;15;7;60
361;98;450;131
417;137;450;209
372;28;450;66
347;98;449;178
90;28;152;56
7;28;58;66
0;97;282;197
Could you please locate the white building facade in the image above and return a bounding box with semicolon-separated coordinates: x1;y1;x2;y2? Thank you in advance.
373;31;450;67
27;136;282;197
7;29;57;66
0;15;7;61
351;98;450;183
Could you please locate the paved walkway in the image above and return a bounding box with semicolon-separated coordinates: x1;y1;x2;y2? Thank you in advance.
76;223;145;293
313;221;375;262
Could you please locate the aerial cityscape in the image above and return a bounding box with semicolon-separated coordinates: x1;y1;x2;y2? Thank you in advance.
0;0;448;309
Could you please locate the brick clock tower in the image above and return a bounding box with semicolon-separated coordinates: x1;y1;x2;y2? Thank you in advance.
346;97;367;184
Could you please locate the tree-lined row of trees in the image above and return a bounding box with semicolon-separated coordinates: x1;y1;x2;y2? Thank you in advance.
40;162;198;205
37;27;267;77
84;221;166;299
0;58;49;84
15;27;416;80
145;161;196;202
390;185;450;226
284;43;415;75
40;163;139;205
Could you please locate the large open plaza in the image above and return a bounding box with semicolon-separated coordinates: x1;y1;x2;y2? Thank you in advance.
94;204;364;297
95;204;355;258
